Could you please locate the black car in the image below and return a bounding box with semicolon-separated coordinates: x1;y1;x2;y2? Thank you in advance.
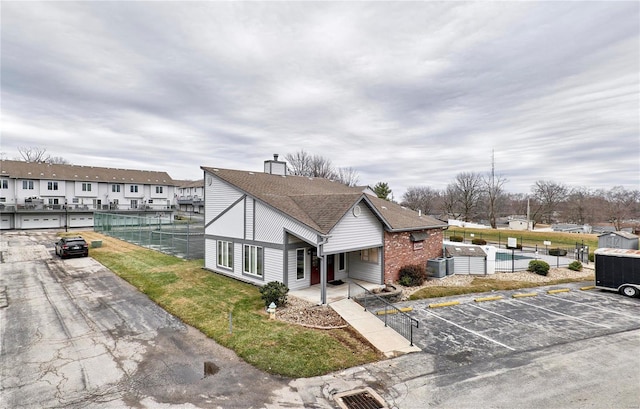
55;236;89;258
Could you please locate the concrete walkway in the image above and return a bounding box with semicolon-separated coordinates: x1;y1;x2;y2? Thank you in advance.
330;298;421;358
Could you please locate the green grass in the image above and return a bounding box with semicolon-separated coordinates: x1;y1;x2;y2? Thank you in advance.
77;232;381;378
446;227;598;250
409;276;594;300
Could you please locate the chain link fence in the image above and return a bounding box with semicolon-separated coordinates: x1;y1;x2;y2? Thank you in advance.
93;212;204;259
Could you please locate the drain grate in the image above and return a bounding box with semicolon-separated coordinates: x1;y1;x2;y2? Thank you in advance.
334;387;387;409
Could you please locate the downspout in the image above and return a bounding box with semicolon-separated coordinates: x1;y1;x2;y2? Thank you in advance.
318;234;331;305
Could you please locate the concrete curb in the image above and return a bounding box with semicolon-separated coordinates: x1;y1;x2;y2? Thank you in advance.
474;295;503;302
428;301;460;308
513;292;538;298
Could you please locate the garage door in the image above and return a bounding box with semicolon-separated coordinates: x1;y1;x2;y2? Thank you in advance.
1;215;12;229
21;216;61;229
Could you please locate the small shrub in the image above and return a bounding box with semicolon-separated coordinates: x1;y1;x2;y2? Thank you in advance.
259;281;289;308
568;261;583;271
449;235;464;242
549;248;567;256
589;252;595;262
527;260;550;276
472;238;487;245
398;264;427;287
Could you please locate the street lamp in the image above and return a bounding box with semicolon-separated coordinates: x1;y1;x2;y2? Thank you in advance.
64;199;68;232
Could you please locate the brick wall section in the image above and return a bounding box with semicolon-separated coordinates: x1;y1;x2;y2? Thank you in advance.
383;229;443;283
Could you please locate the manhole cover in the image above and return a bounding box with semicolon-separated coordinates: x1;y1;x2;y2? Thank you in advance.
334;387;388;409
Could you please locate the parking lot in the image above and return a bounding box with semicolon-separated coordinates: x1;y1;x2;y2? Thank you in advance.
397;285;640;370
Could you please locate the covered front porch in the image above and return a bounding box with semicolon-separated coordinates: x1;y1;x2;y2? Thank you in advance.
290;279;383;304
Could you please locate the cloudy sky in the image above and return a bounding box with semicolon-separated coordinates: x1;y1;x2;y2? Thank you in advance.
2;1;638;197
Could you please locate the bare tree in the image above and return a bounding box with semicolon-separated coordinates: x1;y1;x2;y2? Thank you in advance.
284;150;360;186
285;150;314;176
16;146;70;164
401;186;441;215
605;186;639;231
18;146;49;162
47;156;70;165
334;167;360;187
483;152;507;228
531;180;568;224
444;172;484;222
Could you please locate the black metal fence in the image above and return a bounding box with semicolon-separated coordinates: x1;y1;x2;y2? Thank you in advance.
94;212;204;259
348;281;419;346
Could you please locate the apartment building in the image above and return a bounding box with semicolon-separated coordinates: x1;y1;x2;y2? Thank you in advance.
0;160;177;230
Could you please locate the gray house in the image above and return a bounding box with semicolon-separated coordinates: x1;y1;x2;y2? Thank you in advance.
201;156;447;304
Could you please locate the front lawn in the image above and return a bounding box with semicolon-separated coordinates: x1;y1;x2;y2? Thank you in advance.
77;232;381;378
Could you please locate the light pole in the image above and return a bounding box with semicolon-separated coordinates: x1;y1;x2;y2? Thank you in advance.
64;199;68;232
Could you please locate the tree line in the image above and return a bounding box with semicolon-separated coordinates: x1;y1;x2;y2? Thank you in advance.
284;150;638;231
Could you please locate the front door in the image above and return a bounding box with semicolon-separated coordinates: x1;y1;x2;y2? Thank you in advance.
327;254;335;282
310;250;335;285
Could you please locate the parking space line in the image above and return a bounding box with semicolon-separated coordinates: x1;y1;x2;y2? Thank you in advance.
423;309;516;351
541;293;640;321
514;299;611;329
469;303;518;323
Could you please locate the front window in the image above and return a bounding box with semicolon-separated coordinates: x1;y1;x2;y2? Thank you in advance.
296;249;305;280
131;199;138;209
217;241;234;269
82;183;91;192
1;179;7;189
130;185;138;193
48;198;59;205
338;253;346;271
47;181;59;191
112;184;121;193
244;245;263;277
361;248;379;264
156;186;163;194
23;180;34;190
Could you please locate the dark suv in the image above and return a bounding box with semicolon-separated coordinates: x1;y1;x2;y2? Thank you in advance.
55;236;89;258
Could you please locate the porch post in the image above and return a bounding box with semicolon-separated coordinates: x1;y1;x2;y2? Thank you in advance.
318;234;330;305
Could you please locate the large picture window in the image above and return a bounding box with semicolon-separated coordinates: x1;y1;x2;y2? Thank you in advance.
361;248;379;264
296;249;305;280
217;241;234;269
244;245;263;277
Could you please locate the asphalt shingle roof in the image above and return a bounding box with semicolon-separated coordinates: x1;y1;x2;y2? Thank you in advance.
0;160;175;185
202;166;446;235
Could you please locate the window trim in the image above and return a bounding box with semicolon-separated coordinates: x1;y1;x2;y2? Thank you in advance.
361;248;379;264
217;241;234;270
243;244;264;278
296;248;306;280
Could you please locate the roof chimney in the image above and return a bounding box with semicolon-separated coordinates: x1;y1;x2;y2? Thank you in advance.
264;154;287;176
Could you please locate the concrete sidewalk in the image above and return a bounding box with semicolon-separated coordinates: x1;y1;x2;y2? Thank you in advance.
330;298;421;358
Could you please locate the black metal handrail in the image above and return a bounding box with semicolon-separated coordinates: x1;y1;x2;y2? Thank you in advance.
348;281;419;346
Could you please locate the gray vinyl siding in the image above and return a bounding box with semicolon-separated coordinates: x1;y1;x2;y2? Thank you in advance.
453;256;487;275
205;238;216;272
208;199;244;239
245;197;254;240
254;201;317;245
324;203;383;254
347;251;383;284
206;174;244;223
287;248;310;291
263;247;284;283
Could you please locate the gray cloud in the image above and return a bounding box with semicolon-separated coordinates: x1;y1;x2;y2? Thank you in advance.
1;1;638;196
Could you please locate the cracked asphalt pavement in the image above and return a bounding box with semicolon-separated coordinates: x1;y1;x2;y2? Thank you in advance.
0;231;296;408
